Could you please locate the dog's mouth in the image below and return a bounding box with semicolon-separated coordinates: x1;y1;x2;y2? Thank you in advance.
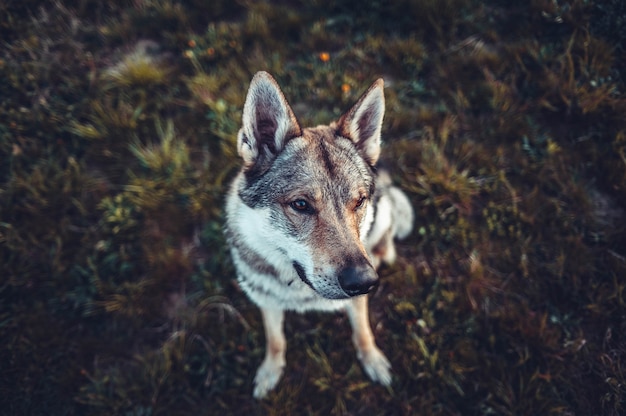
293;261;313;289
292;261;350;300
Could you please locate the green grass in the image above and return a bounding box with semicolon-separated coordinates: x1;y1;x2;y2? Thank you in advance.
1;0;625;414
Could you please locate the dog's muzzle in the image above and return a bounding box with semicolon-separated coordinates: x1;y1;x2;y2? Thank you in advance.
338;264;379;296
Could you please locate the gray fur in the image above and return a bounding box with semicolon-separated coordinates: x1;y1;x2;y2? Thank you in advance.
224;71;414;398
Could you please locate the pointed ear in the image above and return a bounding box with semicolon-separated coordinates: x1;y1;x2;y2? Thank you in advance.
237;71;302;168
336;79;385;166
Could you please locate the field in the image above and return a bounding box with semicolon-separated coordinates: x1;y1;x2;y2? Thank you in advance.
1;1;625;415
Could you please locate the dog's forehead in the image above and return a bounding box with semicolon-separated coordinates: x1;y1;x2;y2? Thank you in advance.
281;126;373;194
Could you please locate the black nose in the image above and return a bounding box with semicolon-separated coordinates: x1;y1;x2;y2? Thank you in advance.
338;265;379;296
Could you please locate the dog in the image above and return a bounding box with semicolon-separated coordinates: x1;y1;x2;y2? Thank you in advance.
224;71;414;398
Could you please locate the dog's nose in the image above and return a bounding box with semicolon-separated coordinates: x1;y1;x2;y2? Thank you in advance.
338;265;379;296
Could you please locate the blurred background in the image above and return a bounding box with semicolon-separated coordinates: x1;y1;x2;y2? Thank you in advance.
1;0;625;414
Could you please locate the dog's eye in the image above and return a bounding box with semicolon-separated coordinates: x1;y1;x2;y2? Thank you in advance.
355;196;367;210
290;199;310;212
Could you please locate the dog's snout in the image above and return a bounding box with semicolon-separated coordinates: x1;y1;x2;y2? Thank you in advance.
338;265;379;296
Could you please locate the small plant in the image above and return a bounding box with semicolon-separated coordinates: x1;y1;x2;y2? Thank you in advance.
103;42;172;88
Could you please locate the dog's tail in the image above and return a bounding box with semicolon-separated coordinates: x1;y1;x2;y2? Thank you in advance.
389;186;414;240
376;169;414;240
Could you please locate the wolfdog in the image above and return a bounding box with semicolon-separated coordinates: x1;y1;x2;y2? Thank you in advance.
224;71;414;398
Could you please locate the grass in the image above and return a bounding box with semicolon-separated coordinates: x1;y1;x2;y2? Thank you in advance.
1;0;625;414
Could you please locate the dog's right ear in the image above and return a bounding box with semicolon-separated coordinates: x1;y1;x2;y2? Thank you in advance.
237;71;302;169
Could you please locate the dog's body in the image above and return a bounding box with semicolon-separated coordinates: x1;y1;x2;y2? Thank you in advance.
224;71;413;398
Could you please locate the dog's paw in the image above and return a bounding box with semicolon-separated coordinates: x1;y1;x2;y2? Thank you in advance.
253;357;285;399
360;347;392;386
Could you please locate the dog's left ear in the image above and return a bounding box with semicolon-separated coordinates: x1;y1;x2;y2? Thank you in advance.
237;71;302;169
336;79;385;166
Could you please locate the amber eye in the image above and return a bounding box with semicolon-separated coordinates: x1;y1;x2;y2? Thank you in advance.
290;199;310;212
355;196;367;210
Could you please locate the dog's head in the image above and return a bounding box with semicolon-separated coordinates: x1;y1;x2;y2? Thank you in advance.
235;71;385;300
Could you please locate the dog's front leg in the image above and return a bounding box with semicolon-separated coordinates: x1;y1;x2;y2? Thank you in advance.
346;295;392;386
254;307;286;399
